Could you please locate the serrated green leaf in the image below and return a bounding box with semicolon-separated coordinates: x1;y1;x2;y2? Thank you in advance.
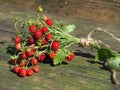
53;49;67;65
107;55;120;70
61;25;75;33
94;47;117;62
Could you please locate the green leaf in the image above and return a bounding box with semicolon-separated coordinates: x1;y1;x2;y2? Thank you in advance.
53;48;67;65
61;25;75;33
106;55;120;70
95;47;117;62
95;52;99;62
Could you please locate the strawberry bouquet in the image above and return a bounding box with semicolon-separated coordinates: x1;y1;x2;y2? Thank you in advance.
10;7;120;84
10;9;80;77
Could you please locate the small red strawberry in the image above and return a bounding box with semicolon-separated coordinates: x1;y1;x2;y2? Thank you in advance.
29;25;37;33
42;38;49;45
39;54;47;62
13;66;21;73
34;29;43;39
15;43;22;50
21;52;28;59
14;36;21;44
41;26;48;33
46;19;53;26
26;48;34;57
46;33;53;40
49;51;56;60
51;41;60;51
29;36;35;44
19;68;27;77
20;60;27;67
31;57;38;65
70;53;75;58
27;69;34;76
33;66;40;73
66;52;75;61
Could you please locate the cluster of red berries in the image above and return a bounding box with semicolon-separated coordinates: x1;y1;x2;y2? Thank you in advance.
11;17;75;77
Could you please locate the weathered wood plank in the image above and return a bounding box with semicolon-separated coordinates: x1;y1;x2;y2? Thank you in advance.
0;0;120;90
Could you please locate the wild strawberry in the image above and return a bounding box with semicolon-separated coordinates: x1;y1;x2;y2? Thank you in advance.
66;52;75;61
19;68;27;77
20;60;26;67
43;15;48;21
51;41;60;51
15;43;22;50
33;66;40;73
42;38;49;45
29;36;35;44
39;54;47;62
27;69;34;76
29;25;37;33
26;48;34;57
49;51;56;60
14;36;21;44
34;29;43;39
46;33;53;40
13;66;21;73
21;52;28;59
37;6;43;12
70;53;75;58
41;26;48;33
46;19;53;26
31;57;38;65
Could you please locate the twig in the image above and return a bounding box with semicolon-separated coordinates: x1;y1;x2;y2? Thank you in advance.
110;69;119;85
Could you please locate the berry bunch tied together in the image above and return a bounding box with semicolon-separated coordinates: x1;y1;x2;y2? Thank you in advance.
10;8;80;77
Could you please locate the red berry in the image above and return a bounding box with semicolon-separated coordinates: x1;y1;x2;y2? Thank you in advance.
70;53;75;58
21;52;28;59
31;57;38;65
15;43;22;50
14;36;21;44
41;26;48;33
34;29;43;39
13;66;21;73
49;52;56;60
46;19;53;26
66;53;75;61
20;61;26;67
27;69;34;76
26;48;34;57
19;68;27;77
42;38;49;45
29;36;35;44
51;41;60;51
29;25;37;33
39;54;47;62
46;33;53;40
33;66;40;73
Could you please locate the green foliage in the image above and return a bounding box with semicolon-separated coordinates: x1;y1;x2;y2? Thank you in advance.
95;47;117;62
61;25;75;33
106;55;120;70
95;47;120;70
53;48;68;65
